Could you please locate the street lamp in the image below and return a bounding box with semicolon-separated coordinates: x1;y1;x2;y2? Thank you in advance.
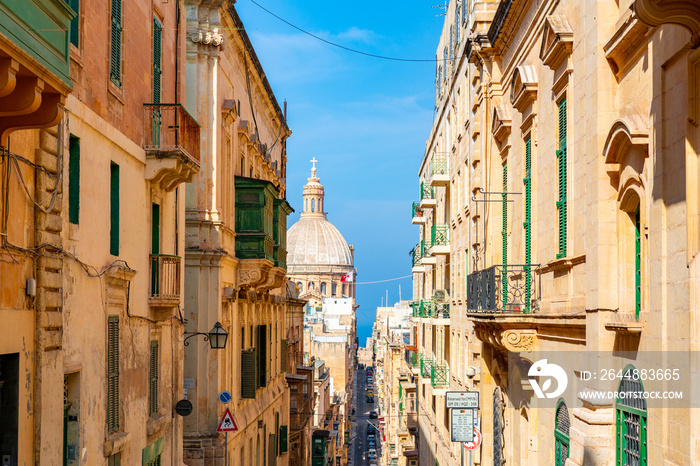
184;321;228;349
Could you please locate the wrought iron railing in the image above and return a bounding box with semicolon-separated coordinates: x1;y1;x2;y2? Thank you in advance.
466;264;540;313
412;202;424;218
143;103;200;163
431;363;449;387
435;302;450;318
430;153;449;176
420;354;434;378
411;300;449;318
420;181;435;201
410;241;426;267
150;254;181;300
431;224;450;246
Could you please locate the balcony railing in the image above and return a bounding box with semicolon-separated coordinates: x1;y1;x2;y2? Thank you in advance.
467;264;541;313
150;254;181;301
431;363;449;388
412;202;424;218
420;182;435;201
412;300;449;318
405;349;419;368
431;224;450;246
430;153;449;176
143;103;200;163
410;241;426;268
420;354;434;379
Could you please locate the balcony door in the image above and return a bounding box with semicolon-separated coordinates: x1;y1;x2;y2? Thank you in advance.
151;203;160;296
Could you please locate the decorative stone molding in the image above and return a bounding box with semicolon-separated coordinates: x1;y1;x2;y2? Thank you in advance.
633;0;700;47
604;11;650;77
539;15;574;70
602;116;649;164
473;323;539;353
237;258;286;292
188;29;223;47
492;104;512;142
510;65;538;113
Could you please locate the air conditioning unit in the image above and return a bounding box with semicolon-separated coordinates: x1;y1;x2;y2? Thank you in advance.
433;289;449;302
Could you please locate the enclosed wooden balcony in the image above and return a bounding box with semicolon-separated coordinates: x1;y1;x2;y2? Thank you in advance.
143;104;200;191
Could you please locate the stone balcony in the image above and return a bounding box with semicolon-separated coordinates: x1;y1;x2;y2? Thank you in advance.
143;103;200;191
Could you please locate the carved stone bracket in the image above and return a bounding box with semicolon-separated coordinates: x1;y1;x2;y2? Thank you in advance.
473;322;539;353
634;0;700;47
188;29;223;47
237;259;286;292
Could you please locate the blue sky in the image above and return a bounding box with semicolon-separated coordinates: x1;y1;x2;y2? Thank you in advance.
235;0;443;344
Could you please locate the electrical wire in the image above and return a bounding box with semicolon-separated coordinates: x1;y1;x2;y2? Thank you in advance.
355;275;412;285
248;0;461;63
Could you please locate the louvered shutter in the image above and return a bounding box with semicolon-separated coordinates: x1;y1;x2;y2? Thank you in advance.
153;19;162;104
241;349;257;399
107;316;119;433
502;163;508;311
268;433;277;466
258;325;267;388
149;341;159;416
279;425;288;454
523;136;532;313
281;339;287;373
109;0;122;86
556;97;567;259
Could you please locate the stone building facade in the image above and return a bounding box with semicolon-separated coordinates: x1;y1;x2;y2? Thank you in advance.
1;0;191;464
414;0;700;465
182;2;293;466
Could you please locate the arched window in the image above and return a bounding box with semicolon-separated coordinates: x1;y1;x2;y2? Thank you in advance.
616;365;647;466
309;282;315;291
555;399;570;465
332;282;337;296
320;282;327;295
297;282;303;292
311;199;315;212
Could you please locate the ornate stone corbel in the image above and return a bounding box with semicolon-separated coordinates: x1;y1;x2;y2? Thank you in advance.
501;329;537;352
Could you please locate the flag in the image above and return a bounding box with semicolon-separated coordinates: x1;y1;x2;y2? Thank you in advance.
341;273;353;283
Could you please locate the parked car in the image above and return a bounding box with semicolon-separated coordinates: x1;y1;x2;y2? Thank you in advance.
368;449;377;460
368;438;376;448
369;410;378;419
367;425;376;435
366;389;374;396
366;396;374;403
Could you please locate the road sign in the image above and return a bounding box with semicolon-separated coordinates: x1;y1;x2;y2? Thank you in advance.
216;407;239;432
446;391;479;409
463;428;482;450
451;409;474;442
219;390;232;404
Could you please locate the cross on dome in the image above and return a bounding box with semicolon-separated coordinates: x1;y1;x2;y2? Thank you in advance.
310;157;318;177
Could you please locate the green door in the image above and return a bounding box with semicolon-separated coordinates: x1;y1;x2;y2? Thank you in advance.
151;203;160;296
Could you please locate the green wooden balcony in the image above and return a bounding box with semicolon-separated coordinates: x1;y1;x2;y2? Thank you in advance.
430;363;450;388
235;177;277;263
412;202;426;224
273;199;294;270
419;182;436;209
429;224;450;255
430;153;449;187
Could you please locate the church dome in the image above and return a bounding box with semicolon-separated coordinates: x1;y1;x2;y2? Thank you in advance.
286;160;354;272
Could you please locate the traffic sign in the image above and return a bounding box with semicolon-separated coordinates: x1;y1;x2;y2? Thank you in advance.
216;407;239;432
451;409;474;442
463;428;482;450
446;391;479;409
219;390;232;404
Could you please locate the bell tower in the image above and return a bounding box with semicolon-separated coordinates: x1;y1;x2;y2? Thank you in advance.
301;157;326;218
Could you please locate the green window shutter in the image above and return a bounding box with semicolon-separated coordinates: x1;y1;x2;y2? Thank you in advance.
279;425;288;454
110;162;120;256
149;341;158;416
69;0;79;47
258;325;267;388
241;349;257;399
635;208;641;319
502;162;508;311
110;0;122;86
153;19;162;104
68;135;80;225
281;339;287;373
107;316;120;434
108;453;121;466
556;97;567;259
523;136;532;312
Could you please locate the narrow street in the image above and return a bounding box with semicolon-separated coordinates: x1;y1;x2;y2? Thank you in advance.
351;366;380;466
